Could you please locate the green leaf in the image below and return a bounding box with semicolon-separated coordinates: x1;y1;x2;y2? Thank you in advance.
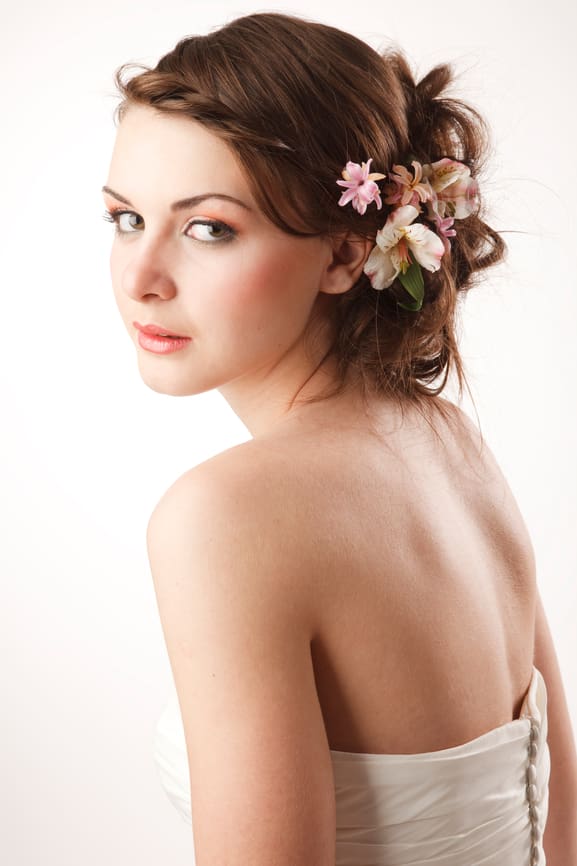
397;258;424;310
396;294;422;311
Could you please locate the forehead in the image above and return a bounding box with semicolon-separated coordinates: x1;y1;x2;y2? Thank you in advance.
107;104;253;200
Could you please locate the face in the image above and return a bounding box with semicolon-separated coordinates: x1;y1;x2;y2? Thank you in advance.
102;104;336;400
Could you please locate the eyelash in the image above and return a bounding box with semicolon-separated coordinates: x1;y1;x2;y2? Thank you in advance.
101;208;236;243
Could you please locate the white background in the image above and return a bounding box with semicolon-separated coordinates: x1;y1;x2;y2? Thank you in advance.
1;1;575;863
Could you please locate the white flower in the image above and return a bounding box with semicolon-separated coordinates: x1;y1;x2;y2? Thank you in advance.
421;158;479;219
364;205;445;290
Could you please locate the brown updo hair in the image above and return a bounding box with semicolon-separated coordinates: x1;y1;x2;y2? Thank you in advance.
110;12;505;431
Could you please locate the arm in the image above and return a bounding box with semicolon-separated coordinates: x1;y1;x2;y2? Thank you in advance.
533;589;577;862
146;465;336;866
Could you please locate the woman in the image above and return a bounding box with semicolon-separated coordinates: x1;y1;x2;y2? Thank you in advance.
101;12;577;864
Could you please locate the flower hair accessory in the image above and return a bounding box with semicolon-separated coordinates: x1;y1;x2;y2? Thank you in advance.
336;158;387;215
336;156;479;311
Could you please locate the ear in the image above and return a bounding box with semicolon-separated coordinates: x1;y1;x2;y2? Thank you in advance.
318;232;374;296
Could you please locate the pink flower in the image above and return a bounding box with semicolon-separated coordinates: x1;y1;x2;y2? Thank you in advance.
363;204;445;290
336;158;387;215
428;211;456;254
421;158;479;219
382;160;434;208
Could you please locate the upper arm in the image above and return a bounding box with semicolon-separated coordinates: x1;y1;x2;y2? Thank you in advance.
533;588;577;858
146;466;336;865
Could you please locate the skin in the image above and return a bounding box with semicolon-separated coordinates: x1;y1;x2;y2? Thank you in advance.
102;103;374;438
103;103;577;862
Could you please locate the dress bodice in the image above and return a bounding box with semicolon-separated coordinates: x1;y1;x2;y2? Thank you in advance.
153;664;549;865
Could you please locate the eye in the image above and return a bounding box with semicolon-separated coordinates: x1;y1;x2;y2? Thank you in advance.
102;209;143;233
102;209;235;243
186;219;235;243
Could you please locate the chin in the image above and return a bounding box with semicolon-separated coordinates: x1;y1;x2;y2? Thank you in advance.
144;381;189;397
136;350;237;397
142;378;203;397
138;368;215;398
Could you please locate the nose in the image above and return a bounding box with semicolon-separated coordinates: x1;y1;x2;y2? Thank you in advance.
115;240;178;302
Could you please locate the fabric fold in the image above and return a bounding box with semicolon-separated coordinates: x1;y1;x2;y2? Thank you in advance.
153;665;550;865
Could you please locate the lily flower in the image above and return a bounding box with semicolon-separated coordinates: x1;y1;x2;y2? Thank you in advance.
363;204;445;290
336;158;387;215
382;160;434;208
422;158;479;219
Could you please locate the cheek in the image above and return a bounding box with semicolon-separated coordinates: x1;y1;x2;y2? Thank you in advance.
211;243;320;339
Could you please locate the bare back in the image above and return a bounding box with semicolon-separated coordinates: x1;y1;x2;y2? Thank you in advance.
251;398;537;755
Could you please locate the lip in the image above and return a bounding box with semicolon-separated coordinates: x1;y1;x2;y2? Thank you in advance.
134;321;188;338
136;331;191;354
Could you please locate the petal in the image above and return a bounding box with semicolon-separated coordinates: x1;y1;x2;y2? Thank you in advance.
452;199;476;218
374;205;420;252
389;165;412;186
338;188;357;207
415;180;434;202
362;158;373;178
345;161;364;182
374;222;402;253
411;160;423;182
434;199;447;219
450;179;480;218
364;245;399;289
429;158;470;192
388;204;420;229
358;180;380;203
425;193;442;219
389;242;409;273
404;223;445;271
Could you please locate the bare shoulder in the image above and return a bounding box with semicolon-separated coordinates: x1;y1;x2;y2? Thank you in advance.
146;440;337;863
450;403;512;496
148;437;293;523
146;438;318;631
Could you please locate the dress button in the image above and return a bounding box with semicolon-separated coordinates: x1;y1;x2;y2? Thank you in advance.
527;719;542;862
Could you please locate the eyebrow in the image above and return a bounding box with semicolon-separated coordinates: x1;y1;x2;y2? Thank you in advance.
101;185;252;212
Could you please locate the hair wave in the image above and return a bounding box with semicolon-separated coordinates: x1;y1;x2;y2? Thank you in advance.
109;12;506;435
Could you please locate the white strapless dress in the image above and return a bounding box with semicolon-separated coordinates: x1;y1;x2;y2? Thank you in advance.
153;664;550;865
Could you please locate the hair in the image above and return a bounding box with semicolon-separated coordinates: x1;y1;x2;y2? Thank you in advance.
109;12;506;443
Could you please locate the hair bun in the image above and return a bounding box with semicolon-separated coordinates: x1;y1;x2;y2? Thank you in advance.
385;50;487;170
112;12;506;414
414;64;453;105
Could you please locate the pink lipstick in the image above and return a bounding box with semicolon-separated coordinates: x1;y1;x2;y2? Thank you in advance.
137;332;191;354
133;321;191;354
